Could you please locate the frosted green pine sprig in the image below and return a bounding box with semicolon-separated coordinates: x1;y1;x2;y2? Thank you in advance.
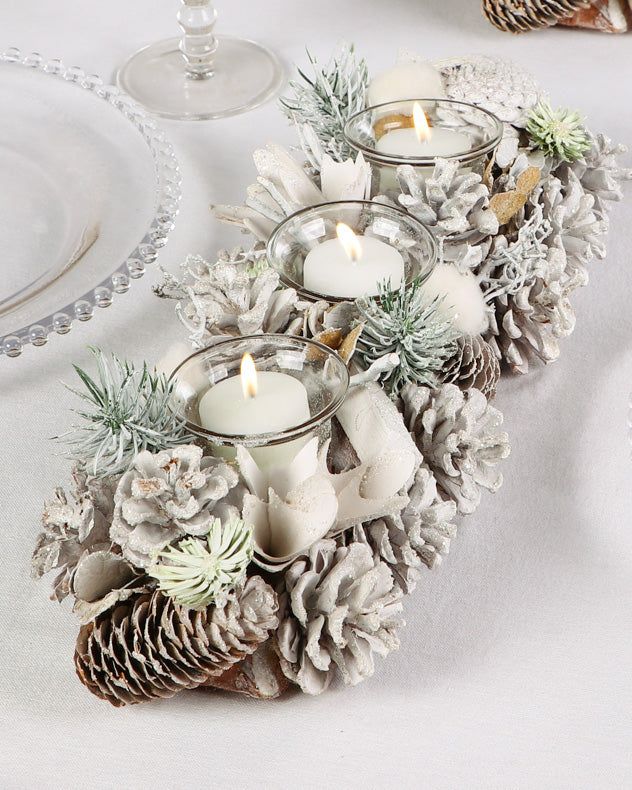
356;278;459;397
149;518;254;610
526;100;591;163
59;347;193;478
280;43;368;162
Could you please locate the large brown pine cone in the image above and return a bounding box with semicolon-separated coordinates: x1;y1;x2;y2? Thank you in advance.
482;0;590;32
74;576;278;706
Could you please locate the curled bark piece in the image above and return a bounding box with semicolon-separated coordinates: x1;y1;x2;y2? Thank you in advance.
200;642;290;700
559;0;631;31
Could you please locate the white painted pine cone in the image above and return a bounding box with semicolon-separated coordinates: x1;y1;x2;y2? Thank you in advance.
155;247;301;347
397;159;499;245
401;384;510;515
111;445;240;568
570;133;632;221
439;56;542;127
31;470;117;602
276;539;404;695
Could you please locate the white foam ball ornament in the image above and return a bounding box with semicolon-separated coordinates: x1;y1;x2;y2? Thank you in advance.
421;263;489;336
368;61;446;106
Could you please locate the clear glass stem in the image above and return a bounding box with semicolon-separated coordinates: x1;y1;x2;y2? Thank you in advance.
115;0;284;120
177;0;218;80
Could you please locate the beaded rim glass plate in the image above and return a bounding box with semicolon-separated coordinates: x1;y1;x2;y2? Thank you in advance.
0;48;181;359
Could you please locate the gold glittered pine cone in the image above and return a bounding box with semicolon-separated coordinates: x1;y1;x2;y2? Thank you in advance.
442;334;501;400
74;576;278;706
482;0;591;32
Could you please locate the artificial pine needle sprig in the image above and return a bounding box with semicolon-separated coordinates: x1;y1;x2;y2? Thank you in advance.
59;347;193;478
280;43;368;162
149;518;254;610
356;278;459;397
526;100;591;163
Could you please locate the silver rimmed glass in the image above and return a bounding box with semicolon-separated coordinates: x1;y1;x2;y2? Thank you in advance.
266;200;437;303
344;98;503;193
169;334;350;466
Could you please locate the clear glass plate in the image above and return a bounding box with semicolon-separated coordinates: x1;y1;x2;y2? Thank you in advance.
0;49;181;359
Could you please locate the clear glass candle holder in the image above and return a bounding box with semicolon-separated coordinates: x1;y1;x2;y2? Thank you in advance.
344;99;503;193
169;334;350;468
266;200;437;303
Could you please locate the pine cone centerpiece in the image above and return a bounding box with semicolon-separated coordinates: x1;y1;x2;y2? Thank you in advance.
110;445;240;568
276;540;404;695
482;0;591;33
401;384;510;515
74;576;278;706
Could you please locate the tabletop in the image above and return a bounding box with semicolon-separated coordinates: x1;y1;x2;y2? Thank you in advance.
1;1;631;788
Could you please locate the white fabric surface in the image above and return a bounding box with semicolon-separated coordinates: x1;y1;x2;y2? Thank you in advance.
1;2;632;787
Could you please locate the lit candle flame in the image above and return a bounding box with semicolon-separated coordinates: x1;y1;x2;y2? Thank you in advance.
336;222;363;263
240;353;258;399
413;102;432;143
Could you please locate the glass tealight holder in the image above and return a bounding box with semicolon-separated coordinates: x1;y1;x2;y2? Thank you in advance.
169;334;350;469
344;99;503;193
266;200;437;303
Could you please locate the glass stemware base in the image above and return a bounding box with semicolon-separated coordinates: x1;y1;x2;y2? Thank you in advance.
116;35;284;121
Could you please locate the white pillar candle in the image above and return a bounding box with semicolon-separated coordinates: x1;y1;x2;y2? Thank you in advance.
376;126;471;159
374;103;471;192
199;365;311;469
368;61;445;106
302;224;405;299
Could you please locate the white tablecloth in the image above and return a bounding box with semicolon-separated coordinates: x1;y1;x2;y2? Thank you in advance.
1;2;632;787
